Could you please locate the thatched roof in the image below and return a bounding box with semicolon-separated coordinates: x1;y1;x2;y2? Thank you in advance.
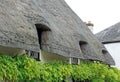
96;22;120;44
0;0;115;65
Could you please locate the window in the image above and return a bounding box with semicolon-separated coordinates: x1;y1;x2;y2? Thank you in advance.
79;41;88;56
35;24;50;49
71;58;79;64
102;50;108;55
26;24;50;61
26;50;40;61
69;58;79;65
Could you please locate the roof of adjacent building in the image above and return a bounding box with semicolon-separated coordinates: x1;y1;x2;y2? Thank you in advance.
96;22;120;44
0;0;115;65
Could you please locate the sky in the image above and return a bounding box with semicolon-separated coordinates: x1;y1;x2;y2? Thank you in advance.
65;0;120;33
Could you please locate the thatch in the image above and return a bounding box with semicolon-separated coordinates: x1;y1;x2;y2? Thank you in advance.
96;22;120;44
0;0;115;65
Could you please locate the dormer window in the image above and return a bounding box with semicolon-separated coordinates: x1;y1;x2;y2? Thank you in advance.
102;50;108;55
26;24;50;61
35;24;50;49
79;41;88;56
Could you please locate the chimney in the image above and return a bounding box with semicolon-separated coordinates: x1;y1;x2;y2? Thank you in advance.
85;21;94;32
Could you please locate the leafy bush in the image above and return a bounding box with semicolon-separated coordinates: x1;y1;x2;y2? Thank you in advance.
0;53;120;82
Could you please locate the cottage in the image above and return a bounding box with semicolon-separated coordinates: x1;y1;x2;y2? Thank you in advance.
96;22;120;68
0;0;114;65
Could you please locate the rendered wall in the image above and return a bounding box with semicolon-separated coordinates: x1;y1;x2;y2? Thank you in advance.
105;43;120;69
41;51;69;62
0;45;24;56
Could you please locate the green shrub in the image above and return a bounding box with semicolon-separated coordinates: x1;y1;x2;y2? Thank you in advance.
0;53;120;82
72;64;92;81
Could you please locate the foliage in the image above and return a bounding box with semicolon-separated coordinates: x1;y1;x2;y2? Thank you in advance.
0;53;120;82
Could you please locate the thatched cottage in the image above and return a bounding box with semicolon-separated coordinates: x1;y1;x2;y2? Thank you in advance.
0;0;114;65
96;22;120;68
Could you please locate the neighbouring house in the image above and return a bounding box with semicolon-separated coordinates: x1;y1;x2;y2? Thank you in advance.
96;22;120;69
0;0;114;65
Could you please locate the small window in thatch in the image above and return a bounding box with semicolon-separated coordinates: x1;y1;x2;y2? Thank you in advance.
102;50;108;55
26;24;50;61
35;24;50;49
79;41;88;55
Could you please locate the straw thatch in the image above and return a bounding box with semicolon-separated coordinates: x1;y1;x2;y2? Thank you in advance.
0;0;115;65
96;22;120;44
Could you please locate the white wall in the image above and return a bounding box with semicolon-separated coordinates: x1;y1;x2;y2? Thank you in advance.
41;50;69;63
0;45;24;56
105;43;120;69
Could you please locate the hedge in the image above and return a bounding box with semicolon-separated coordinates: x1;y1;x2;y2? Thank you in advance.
0;53;120;82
